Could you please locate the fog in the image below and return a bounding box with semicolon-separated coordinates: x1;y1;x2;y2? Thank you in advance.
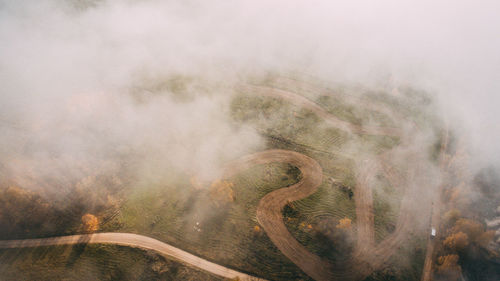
0;0;499;190
1;1;500;280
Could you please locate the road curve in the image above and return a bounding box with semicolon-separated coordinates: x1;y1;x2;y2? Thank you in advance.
353;159;377;254
224;149;334;281
233;84;421;281
222;146;414;281
0;233;265;281
239;84;402;138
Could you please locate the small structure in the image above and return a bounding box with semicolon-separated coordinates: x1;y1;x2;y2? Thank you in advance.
328;177;336;184
486;218;500;229
431;227;436;238
193;221;201;232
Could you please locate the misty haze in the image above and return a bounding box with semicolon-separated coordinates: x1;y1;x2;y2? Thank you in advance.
0;1;499;281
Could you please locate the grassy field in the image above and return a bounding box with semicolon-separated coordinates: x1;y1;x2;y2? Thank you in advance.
1;77;435;281
101;79;416;280
109;162;313;280
0;244;222;281
229;79;427;280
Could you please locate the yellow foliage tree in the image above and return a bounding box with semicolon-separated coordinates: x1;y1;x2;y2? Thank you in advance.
477;230;495;248
336;217;352;230
451;218;483;242
81;213;99;233
443;231;469;251
0;186;51;235
436;254;461;281
443;209;461;225
209;180;235;205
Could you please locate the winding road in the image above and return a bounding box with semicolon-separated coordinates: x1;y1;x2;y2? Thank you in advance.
233;84;422;281
1;81;429;281
223;150;334;281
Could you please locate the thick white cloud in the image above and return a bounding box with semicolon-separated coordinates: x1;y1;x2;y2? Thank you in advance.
1;0;499;182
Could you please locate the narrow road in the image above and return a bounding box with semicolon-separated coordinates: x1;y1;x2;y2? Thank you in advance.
421;128;449;281
0;233;265;281
354;159;377;254
225;85;421;280
239;85;423;281
223;148;417;281
224;150;334;281
240;85;402;138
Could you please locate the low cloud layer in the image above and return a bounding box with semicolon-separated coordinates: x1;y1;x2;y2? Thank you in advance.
1;0;499;189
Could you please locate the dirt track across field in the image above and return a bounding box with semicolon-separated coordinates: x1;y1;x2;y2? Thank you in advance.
0;233;265;281
242;85;403;138
421;128;449;281
224;150;334;281
234;85;421;281
223;148;414;281
353;159;377;254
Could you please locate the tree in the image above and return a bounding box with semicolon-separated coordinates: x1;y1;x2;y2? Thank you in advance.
209;180;235;205
336;217;352;230
443;231;469;251
476;230;495;248
81;213;99;233
451;218;484;243
443;209;461;226
0;186;51;238
436;254;462;281
253;225;262;236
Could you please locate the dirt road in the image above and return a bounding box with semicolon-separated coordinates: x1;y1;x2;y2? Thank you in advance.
241;85;402;138
224;148;414;281
0;232;265;281
420;128;449;281
238;85;422;281
354;159;377;254
224;150;334;281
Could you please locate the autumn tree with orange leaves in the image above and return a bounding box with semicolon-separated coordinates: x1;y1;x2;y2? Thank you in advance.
0;186;51;238
443;231;469;251
81;213;99;233
209;180;235;205
450;218;495;248
336;217;352;230
436;254;461;281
